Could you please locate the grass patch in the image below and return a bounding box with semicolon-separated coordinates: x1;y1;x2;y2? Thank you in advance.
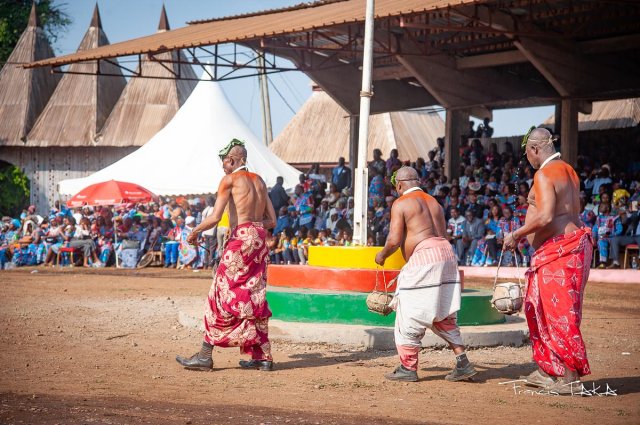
548;402;568;409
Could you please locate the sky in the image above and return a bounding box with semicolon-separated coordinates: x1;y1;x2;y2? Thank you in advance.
52;0;555;142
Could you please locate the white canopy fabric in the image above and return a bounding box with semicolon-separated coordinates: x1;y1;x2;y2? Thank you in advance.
58;68;300;196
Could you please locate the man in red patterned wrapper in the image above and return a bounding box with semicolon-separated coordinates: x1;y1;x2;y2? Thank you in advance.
176;139;277;371
504;128;592;394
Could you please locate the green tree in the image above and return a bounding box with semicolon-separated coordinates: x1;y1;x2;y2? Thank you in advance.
0;162;30;217
0;0;71;68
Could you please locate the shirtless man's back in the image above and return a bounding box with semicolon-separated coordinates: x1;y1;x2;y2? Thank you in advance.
375;166;448;264
391;191;447;260
224;171;275;229
526;160;581;249
187;145;276;245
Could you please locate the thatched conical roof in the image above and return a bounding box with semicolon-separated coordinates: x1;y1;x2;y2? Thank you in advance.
543;98;640;132
269;87;444;163
96;6;197;147
27;4;126;147
0;3;61;146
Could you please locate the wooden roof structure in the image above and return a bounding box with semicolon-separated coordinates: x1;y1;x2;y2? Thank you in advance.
543;98;640;132
96;6;197;147
25;0;640;118
27;4;126;147
269;87;443;163
0;3;60;146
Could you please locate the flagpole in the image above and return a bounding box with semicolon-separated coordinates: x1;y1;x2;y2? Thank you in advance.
353;0;375;245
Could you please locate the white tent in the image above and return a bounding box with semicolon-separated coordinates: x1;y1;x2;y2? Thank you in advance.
58;68;300;196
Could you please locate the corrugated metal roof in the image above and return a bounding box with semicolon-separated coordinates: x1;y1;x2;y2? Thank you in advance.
186;0;349;25
26;0;481;69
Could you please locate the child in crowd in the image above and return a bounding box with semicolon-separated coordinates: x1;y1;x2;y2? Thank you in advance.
592;202;622;268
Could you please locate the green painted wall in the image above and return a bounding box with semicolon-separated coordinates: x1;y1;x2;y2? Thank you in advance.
266;288;505;327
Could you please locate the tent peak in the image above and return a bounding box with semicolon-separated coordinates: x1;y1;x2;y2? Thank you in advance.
90;3;102;29
28;2;39;27
157;4;170;32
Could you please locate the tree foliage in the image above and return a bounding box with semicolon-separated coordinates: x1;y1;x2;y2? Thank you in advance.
0;163;30;217
0;0;71;67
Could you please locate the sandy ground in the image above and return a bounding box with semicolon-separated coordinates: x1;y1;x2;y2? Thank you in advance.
0;267;638;424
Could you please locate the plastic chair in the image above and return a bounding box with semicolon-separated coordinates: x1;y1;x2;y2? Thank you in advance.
57;246;80;267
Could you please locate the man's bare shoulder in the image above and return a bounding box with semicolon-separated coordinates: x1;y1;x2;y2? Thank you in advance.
420;191;439;205
248;172;268;190
230;171;257;183
538;160;574;182
218;173;233;189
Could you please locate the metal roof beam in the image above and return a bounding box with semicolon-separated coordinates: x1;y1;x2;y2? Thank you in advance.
456;50;527;69
471;5;640;98
247;40;438;115
456;34;640;70
395;46;555;112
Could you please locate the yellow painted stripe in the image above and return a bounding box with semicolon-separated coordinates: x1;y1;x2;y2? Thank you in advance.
308;246;406;270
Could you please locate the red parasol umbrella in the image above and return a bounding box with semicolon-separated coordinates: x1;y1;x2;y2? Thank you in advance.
66;180;156;207
66;180;157;268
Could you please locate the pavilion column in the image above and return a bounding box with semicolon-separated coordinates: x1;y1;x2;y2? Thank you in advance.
560;99;579;168
444;109;468;181
554;102;562;136
349;115;359;185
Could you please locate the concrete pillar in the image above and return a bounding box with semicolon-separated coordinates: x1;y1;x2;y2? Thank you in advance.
348;115;359;185
444;109;469;180
560;99;579;168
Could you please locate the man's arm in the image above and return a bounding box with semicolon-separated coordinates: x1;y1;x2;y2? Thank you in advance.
262;182;278;229
427;198;447;238
375;202;404;265
191;176;232;237
505;171;555;249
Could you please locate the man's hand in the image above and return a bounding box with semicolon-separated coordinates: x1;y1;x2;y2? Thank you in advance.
186;230;199;246
503;232;517;251
375;251;386;266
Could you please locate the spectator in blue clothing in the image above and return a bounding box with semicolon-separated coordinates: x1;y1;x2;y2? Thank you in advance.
273;206;292;235
331;157;351;192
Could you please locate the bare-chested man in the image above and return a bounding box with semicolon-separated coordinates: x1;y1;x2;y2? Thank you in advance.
503;128;592;394
374;166;476;382
176;139;277;371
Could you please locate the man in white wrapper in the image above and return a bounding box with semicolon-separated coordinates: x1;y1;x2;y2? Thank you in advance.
375;167;477;382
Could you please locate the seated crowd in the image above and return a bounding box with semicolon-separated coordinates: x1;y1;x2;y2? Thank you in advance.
266;123;640;269
2;122;639;270
0;197;222;269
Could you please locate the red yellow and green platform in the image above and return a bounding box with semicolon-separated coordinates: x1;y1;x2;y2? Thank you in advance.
265;246;505;327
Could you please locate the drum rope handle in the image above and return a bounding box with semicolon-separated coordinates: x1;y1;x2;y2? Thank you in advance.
493;245;523;290
375;266;395;293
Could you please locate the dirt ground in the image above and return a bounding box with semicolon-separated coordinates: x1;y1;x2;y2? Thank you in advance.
0;268;638;425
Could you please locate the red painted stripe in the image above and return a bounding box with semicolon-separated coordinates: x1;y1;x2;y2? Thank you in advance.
267;265;399;292
267;265;466;292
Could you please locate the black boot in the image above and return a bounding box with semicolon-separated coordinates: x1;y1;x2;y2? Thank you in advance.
176;342;213;371
239;359;274;371
384;365;418;382
445;353;477;381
